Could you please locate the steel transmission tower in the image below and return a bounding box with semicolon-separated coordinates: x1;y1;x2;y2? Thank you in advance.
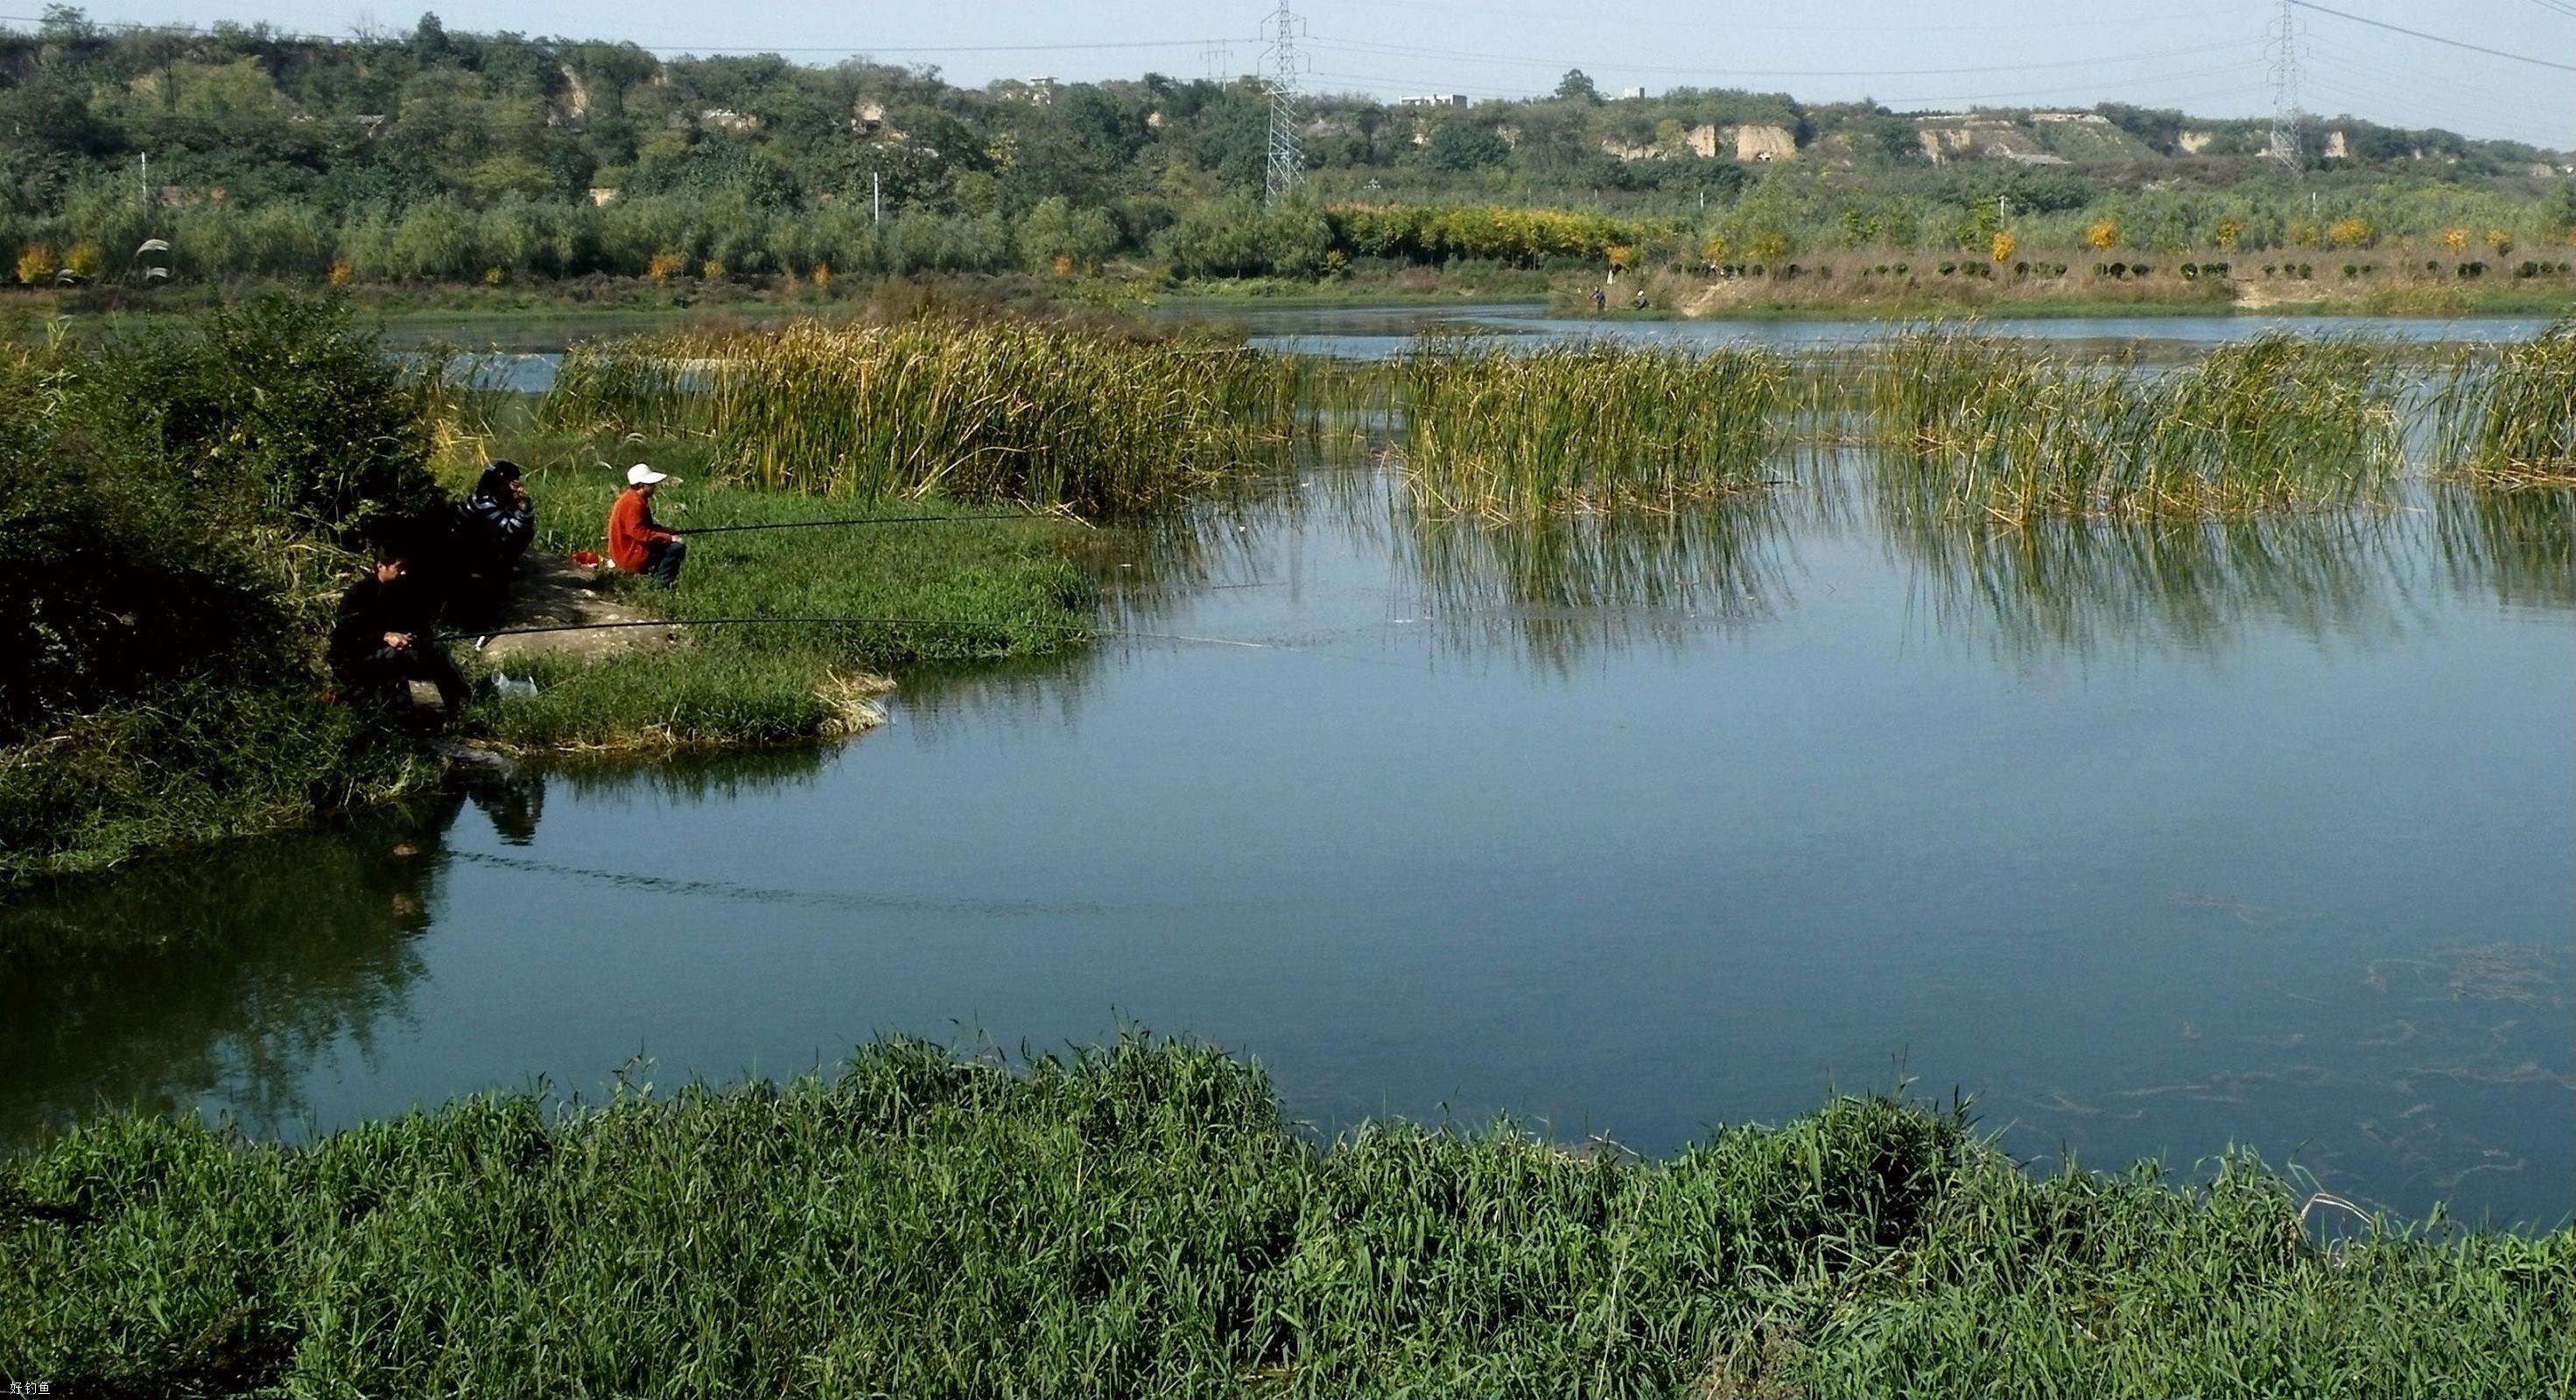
2266;0;2305;171
1262;1;1308;205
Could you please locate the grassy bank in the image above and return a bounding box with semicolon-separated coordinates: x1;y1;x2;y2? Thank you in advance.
463;443;1097;752
1;298;1116;884
0;1036;2565;1397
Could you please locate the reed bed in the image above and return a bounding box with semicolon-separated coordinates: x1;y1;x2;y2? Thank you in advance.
1869;330;2405;522
2433;319;2576;486
537;318;1303;513
1396;338;1795;518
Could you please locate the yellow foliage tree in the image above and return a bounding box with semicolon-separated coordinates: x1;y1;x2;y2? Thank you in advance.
2086;219;2120;251
2214;218;2243;251
2327;218;2374;248
63;242;103;278
811;263;833;288
647;252;684;283
701;258;726;280
2486;228;2515;258
327;257;354;287
1990;229;2018;264
2442;227;2469;253
1699;233;1731;263
15;242;58;285
482;266;505;285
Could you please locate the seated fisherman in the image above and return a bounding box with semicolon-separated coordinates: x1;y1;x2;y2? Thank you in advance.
453;459;535;622
606;463;685;588
328;522;470;725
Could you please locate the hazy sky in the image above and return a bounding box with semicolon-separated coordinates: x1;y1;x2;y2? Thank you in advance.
30;0;2576;150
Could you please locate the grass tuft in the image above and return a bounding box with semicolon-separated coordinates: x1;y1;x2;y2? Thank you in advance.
1396;337;1794;518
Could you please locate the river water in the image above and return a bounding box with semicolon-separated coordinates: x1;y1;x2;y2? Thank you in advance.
7;318;2571;1228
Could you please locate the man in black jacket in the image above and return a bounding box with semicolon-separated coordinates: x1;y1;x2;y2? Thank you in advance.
454;460;535;623
329;524;469;725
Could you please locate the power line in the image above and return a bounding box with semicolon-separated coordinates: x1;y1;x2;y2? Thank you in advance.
2286;0;2576;74
1302;34;2256;80
1302;0;2246;37
0;13;1247;58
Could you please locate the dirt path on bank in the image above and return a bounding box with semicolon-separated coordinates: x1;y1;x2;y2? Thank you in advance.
466;555;679;664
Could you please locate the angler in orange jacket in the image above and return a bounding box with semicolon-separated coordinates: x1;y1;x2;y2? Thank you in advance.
606;464;686;588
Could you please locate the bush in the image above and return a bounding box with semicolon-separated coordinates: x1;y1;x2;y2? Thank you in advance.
67;297;441;540
0;296;448;878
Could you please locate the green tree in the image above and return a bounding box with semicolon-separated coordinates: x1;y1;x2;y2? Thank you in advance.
1425;121;1509;172
1555;69;1599;103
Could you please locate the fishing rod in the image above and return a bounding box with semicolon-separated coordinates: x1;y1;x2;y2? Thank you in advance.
441;613;1421;669
670;512;1089;536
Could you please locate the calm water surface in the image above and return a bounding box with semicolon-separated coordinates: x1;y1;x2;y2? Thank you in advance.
5;444;2570;1228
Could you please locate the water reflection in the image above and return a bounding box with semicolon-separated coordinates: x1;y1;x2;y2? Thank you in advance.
1884;508;2428;661
0;801;452;1144
1386;495;1797;670
0;750;840;1151
2433;484;2576;611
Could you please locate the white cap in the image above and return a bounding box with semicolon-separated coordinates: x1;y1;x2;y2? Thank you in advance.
626;463;674;486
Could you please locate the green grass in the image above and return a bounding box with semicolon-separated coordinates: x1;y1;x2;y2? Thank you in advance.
1868;330;2404;522
0;1035;2565;1398
460;441;1098;752
2434;318;2576;485
1397;339;1794;518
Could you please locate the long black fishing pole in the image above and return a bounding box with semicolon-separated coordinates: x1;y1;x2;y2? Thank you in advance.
670;512;1086;536
443;613;1421;668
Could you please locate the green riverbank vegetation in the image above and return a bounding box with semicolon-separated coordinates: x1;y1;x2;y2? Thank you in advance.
1868;331;2406;522
1;1035;2566;1396
0;297;449;883
0;296;1112;883
537;318;1303;512
1397;340;1793;517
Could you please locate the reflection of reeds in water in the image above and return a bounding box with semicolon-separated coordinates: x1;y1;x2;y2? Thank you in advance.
2432;482;2576;609
1885;508;2414;659
2432;320;2576;486
536;319;1304;512
1397;338;1793;519
1392;494;1793;668
1870;331;2404;522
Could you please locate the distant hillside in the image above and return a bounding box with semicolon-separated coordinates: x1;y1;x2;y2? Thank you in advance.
2;8;2571;289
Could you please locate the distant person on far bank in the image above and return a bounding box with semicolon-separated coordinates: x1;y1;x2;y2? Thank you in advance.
328;522;470;726
1590;285;1606;314
607;463;686;588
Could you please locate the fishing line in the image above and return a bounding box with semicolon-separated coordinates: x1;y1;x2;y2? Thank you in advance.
444;614;1426;670
671;513;1087;536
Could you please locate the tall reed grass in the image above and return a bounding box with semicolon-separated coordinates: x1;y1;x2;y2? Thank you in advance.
2433;319;2576;485
1869;330;2404;522
537;318;1302;513
1397;338;1794;518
